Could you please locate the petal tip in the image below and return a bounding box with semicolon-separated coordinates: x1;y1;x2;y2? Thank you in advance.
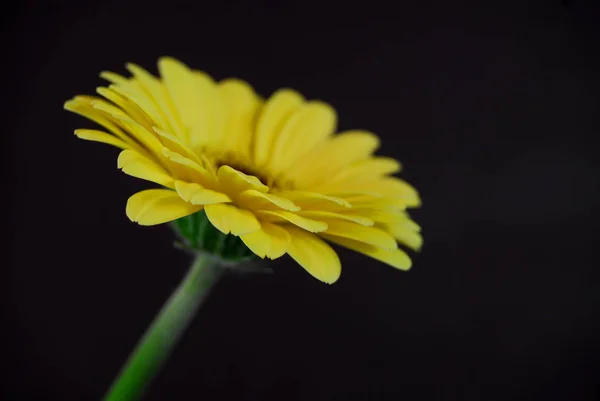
396;255;413;271
63;100;77;111
125;204;138;223
157;56;181;68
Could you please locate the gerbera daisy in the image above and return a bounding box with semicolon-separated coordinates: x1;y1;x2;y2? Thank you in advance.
64;57;422;284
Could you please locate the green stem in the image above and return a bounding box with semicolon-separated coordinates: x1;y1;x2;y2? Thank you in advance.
103;253;224;401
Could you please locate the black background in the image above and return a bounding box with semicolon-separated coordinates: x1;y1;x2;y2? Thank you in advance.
4;1;600;400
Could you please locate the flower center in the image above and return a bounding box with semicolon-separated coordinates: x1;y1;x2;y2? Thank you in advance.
213;152;296;191
219;160;270;185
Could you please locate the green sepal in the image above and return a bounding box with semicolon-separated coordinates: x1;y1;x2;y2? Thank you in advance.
170;210;259;263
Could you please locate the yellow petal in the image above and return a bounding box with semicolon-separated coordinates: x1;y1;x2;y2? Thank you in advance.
253;89;304;167
240;222;290;259
320;130;380;164
385;226;423;251
108;82;169;133
375;215;423;251
111;115;165;160
342;195;408;213
324;194;407;213
238;189;300;212
323;220;397;250
153;126;204;165
157;58;208;136
96;87;154;131
288;130;381;188
364;210;422;232
217;165;268;195
126;62;184;136
100;71;129;85
118;150;175;188
397;215;421;232
64;98;149;157
204;203;260;235
192;71;227;150
329;157;402;184
284;225;341;284
156;57;200;129
274;190;351;209
174;181;231;205
162;147;216;187
320;234;412;271
89;97;129;119
328;177;421;207
218;78;262;157
126;189;202;226
269;101;336;174
74;129;129;150
297;211;374;226
257;210;327;232
157;57;225;148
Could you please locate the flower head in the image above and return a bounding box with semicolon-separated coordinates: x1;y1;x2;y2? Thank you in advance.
65;57;422;283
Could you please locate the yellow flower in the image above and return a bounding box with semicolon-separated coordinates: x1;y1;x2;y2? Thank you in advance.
65;57;422;284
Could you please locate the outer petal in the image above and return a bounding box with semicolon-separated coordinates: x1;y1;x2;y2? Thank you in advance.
287;130;380;188
65;97;149;157
253;89;304;167
162;147;216;188
329;157;402;184
157;57;204;133
323;177;421;207
157;57;225;148
240;222;290;259
367;211;421;232
118;150;175;188
218;78;262;157
377;219;423;251
100;71;129;85
238;189;300;212
217;165;268;195
174;181;231;205
269;101;336;175
108;81;170;135
320;234;412;271
274;190;351;209
96;86;154;131
126;189;202;226
341;195;408;212
204;203;261;236
126;62;184;137
386;226;423;251
111;114;166;160
257;210;327;232
284;225;341;284
74;129;130;150
297;210;374;226
153;126;203;164
322;220;398;250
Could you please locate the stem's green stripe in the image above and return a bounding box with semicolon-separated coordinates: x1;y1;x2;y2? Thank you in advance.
103;253;223;401
196;211;208;249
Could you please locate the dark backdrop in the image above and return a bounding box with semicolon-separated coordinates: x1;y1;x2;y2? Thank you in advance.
4;1;600;400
